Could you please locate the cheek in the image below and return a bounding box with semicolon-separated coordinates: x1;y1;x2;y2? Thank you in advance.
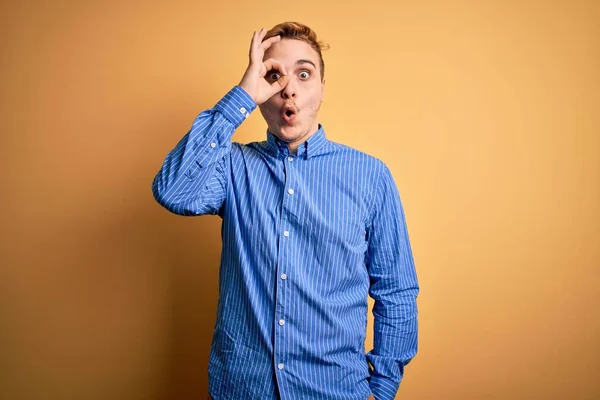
259;102;279;117
306;85;323;103
307;93;323;112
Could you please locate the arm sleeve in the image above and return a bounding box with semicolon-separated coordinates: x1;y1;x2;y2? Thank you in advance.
365;164;419;400
151;86;256;216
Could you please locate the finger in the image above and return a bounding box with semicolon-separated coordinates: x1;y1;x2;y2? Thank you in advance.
252;28;267;55
257;27;267;41
263;58;287;76
269;74;292;95
270;74;292;94
249;31;257;58
249;29;264;61
258;35;281;53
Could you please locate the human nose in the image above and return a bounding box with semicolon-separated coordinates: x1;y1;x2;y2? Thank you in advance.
280;75;297;99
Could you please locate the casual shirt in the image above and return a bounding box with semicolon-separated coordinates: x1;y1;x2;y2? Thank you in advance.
152;86;419;400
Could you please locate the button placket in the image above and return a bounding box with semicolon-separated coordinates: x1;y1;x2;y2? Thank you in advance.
274;153;296;379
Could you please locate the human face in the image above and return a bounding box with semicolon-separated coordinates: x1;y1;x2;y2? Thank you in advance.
258;39;325;152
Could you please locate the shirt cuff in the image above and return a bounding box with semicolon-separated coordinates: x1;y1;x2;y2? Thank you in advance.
213;86;257;128
367;352;404;400
369;374;401;400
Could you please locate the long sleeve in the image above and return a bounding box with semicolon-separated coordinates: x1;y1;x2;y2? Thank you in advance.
365;165;419;400
152;86;256;216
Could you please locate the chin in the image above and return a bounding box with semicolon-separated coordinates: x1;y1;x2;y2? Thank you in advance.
274;125;304;141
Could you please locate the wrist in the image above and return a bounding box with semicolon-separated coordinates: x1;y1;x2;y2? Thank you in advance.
238;79;257;104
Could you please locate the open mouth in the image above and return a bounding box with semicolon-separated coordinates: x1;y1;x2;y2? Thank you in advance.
282;105;297;125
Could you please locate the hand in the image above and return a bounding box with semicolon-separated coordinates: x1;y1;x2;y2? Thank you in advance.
238;28;292;105
367;394;375;400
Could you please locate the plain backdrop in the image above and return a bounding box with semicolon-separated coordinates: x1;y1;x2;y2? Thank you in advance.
1;0;599;399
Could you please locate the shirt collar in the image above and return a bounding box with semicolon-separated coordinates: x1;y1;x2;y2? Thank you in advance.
266;124;329;160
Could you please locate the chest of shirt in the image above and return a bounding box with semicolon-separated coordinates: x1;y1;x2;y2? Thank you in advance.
224;144;377;253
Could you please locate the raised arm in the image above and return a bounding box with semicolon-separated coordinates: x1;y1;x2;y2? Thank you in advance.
151;88;254;216
366;165;419;400
152;28;292;216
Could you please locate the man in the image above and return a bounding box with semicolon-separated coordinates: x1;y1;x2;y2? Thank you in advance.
152;22;419;400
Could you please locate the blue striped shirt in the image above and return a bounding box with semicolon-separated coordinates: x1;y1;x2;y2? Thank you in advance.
152;86;419;400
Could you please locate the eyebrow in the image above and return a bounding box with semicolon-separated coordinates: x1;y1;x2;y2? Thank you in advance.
296;59;317;69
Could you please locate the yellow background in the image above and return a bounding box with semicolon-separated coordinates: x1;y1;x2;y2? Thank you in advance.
1;0;599;399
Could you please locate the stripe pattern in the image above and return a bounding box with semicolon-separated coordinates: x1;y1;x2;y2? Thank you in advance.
152;86;419;400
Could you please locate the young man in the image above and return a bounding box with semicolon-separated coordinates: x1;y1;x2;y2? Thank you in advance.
152;22;419;400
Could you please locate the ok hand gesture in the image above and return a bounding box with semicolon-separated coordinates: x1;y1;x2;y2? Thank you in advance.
239;28;291;105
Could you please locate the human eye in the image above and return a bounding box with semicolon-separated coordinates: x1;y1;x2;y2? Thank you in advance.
267;70;281;81
299;70;310;79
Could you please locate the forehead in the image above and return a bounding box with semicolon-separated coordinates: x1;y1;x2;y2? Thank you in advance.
263;39;319;66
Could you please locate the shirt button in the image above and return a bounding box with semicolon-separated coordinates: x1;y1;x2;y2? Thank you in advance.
280;273;287;280
240;107;246;114
288;188;294;195
278;319;285;326
288;156;294;162
283;231;289;237
210;142;216;148
278;363;284;370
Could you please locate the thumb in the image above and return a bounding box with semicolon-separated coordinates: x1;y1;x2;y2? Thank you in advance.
270;74;292;94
